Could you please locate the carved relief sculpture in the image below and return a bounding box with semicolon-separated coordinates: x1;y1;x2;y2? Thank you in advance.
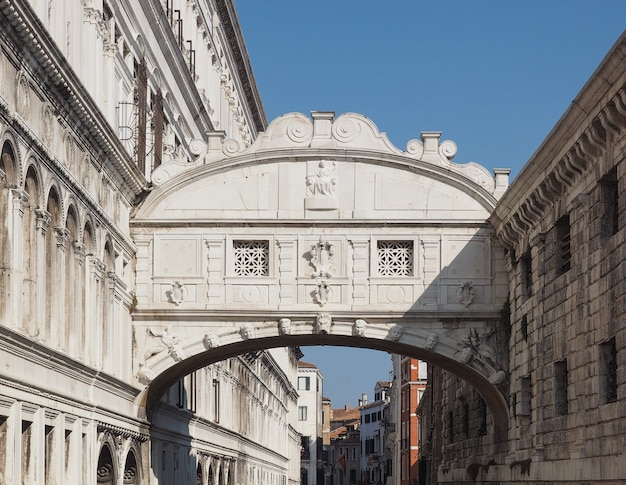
315;313;332;334
389;324;404;341
456;281;475;307
313;280;332;306
353;319;367;337
166;281;187;305
278;318;292;335
240;323;254;340
310;237;334;278
305;160;339;210
203;333;219;349
146;325;185;362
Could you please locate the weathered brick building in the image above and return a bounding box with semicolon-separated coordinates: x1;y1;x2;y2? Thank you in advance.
419;31;626;484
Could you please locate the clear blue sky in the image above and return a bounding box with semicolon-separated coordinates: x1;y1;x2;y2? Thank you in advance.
234;1;626;408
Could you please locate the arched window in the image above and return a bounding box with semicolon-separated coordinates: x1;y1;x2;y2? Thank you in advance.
102;239;115;369
45;188;62;346
97;444;115;485
22;167;39;336
0;142;17;324
65;206;80;356
123;449;139;485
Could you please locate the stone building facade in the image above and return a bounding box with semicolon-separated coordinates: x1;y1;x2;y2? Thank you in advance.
418;31;626;484
0;0;299;484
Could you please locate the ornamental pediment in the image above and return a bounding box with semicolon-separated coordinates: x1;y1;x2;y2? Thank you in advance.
149;112;508;199
139;113;507;221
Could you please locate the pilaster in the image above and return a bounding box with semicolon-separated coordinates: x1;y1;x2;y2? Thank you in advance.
276;237;295;308
420;237;441;309
9;188;29;330
350;236;369;306
35;209;51;340
205;237;225;304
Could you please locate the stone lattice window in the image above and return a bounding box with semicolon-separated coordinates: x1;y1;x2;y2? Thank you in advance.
233;240;269;276
377;241;413;276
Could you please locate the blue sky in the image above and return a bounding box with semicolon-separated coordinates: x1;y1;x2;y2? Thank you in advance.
234;1;626;408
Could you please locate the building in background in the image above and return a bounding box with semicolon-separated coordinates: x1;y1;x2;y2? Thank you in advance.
297;361;325;485
391;356;427;485
360;382;392;485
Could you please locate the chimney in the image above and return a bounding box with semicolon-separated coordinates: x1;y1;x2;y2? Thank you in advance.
344;405;350;410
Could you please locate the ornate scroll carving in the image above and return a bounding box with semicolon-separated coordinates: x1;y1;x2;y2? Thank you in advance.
456;282;475;307
310;237;334;278
146;325;185;362
166;281;187;306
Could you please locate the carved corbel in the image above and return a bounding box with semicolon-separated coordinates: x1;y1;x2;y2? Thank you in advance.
586;119;606;152
314;313;332;334
352;319;367;337
203;333;219;349
278;318;292;335
388;324;404;341
598;106;621;137
240;323;254;340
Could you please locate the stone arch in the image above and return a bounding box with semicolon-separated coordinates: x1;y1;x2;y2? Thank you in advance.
82;216;97;256
122;447;140;485
97;442;117;485
0;137;19;186
207;462;214;485
0;140;16;323
137;320;508;440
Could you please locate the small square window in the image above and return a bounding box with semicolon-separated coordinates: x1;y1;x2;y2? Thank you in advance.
377;241;413;276
233;240;269;276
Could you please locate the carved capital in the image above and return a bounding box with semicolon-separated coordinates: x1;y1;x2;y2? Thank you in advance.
73;242;86;264
54;227;70;249
0;168;5;183
10;188;29;215
35;209;52;233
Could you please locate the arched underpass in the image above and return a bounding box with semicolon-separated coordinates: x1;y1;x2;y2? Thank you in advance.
136;319;510;441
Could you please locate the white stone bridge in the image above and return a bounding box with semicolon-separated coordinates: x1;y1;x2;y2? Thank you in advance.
130;112;511;436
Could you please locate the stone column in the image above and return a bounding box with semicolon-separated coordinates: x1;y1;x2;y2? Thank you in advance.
276;237;295;308
34;210;51;341
90;258;105;368
9;189;29;330
350;237;369;307
105;271;117;374
72;242;86;360
420;237;441;309
53;227;69;350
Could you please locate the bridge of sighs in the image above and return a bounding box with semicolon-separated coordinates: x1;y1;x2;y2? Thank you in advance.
130;111;511;436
